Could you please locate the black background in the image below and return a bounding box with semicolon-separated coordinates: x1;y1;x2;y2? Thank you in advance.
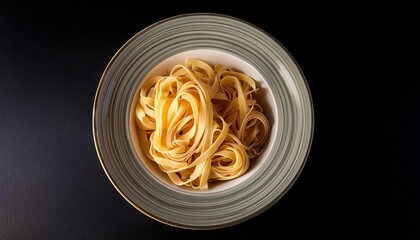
1;3;419;239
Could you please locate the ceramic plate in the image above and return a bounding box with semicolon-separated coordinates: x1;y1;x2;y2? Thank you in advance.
93;13;313;229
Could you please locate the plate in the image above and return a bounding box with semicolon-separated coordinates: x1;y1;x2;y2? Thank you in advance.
93;13;313;229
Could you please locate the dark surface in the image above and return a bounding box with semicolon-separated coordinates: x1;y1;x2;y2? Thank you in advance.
1;4;419;240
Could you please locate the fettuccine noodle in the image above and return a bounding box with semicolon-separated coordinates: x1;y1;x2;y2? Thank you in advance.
135;59;270;189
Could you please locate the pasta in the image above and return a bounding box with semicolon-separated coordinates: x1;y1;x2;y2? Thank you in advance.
135;59;270;190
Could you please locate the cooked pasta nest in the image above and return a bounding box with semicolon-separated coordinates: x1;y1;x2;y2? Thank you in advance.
135;59;270;189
